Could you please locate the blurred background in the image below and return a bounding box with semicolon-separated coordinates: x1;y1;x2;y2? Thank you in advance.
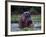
11;5;41;32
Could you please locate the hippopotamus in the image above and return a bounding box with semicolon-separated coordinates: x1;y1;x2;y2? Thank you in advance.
19;11;33;28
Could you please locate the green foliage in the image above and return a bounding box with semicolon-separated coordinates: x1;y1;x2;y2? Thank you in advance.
11;6;41;15
11;15;41;23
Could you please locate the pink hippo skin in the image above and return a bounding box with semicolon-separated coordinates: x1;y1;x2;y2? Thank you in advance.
19;12;32;28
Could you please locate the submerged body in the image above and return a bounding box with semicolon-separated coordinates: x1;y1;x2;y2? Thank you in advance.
19;11;33;28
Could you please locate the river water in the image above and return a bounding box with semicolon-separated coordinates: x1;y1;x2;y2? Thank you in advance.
11;22;41;32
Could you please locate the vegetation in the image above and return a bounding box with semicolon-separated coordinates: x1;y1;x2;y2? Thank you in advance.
11;15;41;23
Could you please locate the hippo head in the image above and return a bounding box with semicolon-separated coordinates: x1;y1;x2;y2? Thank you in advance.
23;11;31;18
